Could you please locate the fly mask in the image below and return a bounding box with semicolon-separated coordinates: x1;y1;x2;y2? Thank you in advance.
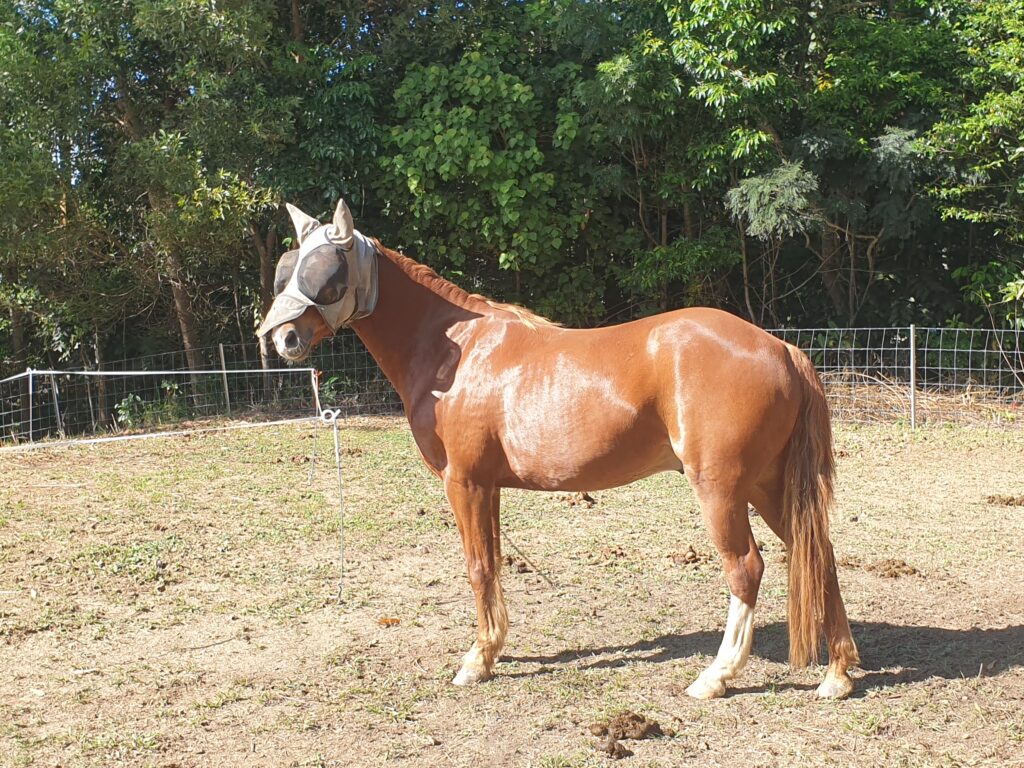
256;198;379;337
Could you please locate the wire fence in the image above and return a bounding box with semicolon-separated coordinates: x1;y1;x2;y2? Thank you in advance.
108;331;400;415
773;325;1023;426
0;367;320;444
1;325;1021;445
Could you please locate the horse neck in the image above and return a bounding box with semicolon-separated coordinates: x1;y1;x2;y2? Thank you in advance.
349;248;484;404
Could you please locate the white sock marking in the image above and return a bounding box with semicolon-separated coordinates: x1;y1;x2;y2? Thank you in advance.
688;593;755;697
709;593;755;679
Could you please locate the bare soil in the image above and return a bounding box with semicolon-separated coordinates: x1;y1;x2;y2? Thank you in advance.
2;419;1024;767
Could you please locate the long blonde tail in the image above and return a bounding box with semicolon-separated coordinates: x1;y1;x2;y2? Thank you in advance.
784;349;836;667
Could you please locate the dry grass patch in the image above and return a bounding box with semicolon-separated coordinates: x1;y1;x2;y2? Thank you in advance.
1;419;1023;766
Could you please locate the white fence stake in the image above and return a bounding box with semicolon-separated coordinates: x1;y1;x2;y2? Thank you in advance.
909;324;917;430
218;343;232;417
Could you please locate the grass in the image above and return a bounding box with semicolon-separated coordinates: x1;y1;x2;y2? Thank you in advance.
0;418;1023;767
79;729;164;756
195;682;254;712
75;536;179;582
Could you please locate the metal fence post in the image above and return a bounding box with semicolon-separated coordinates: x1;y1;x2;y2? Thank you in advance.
50;373;65;438
218;343;232;417
85;377;97;433
27;368;34;443
909;324;917;430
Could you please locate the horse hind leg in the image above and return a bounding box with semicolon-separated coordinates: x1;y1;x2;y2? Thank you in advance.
446;478;508;685
815;566;859;699
750;481;859;699
686;484;764;700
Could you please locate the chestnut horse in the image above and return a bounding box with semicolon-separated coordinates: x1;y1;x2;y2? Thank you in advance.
261;199;859;700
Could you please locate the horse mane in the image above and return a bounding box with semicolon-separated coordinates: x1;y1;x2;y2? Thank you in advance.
374;240;558;329
479;300;558;330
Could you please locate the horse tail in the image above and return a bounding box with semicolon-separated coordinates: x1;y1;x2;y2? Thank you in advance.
784;347;836;668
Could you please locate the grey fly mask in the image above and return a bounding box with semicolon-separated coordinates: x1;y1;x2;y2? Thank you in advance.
256;199;379;337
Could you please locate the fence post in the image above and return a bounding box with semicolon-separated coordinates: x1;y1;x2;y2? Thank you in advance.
50;373;65;438
909;324;917;430
310;368;321;417
219;343;232;417
85;377;97;433
27;368;34;443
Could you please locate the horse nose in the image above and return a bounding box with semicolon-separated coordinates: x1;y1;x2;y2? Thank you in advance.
283;329;300;350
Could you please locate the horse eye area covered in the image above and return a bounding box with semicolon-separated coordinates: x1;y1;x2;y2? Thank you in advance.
298;244;349;305
273;249;299;295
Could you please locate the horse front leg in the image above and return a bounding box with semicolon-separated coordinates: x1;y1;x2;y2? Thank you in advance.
446;475;508;685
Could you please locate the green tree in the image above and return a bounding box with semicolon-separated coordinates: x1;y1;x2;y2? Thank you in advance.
2;0;1021;383
1;0;304;373
667;0;966;324
571;10;741;317
929;0;1024;327
375;3;620;323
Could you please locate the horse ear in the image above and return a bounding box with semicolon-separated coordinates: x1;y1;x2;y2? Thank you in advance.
328;198;355;248
286;203;320;245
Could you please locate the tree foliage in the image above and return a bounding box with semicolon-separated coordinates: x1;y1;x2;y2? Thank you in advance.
0;0;1021;374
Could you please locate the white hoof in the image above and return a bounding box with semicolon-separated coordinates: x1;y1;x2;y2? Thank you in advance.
816;674;854;700
452;665;492;686
686;673;727;700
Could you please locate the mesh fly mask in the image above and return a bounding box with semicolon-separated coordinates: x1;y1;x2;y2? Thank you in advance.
256;210;379;337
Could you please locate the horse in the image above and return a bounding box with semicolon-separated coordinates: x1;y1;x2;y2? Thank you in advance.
258;198;860;700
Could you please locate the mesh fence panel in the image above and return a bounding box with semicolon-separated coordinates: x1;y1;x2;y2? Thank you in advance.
913;326;1024;424
770;327;913;423
100;330;402;416
0;367;317;444
2;325;1022;445
769;326;1023;425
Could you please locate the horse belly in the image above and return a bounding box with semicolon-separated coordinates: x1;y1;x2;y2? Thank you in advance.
497;365;679;491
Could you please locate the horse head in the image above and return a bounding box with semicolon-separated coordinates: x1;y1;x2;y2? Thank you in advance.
257;198;379;361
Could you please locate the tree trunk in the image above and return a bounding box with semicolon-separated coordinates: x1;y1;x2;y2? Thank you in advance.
8;263;31;437
847;234;857;323
819;227;847;320
166;252;203;370
660;211;669;311
249;222;278;317
290;0;305;44
233;280;249;366
10;307;25;373
113;72;209;401
737;224;757;323
165;251;209;413
682;200;695;239
259;334;273;371
145;183;203;372
249;222;278;374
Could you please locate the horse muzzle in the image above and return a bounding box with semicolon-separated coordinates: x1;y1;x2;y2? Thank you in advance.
272;323;313;361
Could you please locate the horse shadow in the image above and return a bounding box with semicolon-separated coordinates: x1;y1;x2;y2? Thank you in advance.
503;622;1024;695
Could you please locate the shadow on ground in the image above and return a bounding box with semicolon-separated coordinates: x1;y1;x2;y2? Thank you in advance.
504;622;1024;695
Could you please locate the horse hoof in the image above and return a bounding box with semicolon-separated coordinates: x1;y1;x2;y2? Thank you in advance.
686;675;727;700
816;675;854;700
452;665;492;686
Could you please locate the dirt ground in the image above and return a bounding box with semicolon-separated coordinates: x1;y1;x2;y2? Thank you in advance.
1;418;1023;767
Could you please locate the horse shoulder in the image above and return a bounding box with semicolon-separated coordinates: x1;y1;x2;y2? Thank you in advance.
421;317;533;478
